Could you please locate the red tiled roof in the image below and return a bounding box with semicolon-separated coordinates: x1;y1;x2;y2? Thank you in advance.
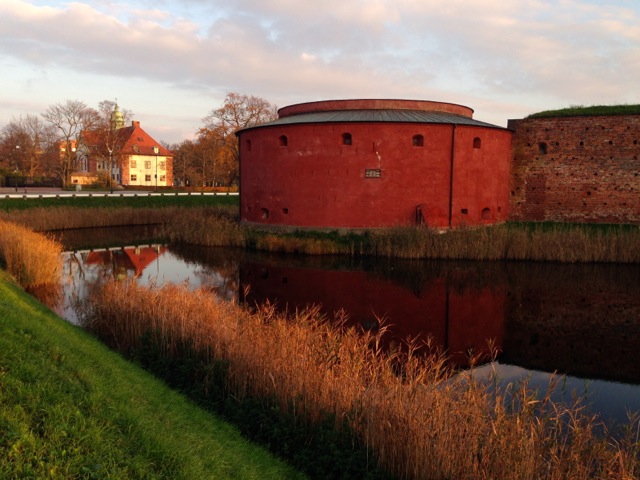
120;121;173;157
81;121;172;157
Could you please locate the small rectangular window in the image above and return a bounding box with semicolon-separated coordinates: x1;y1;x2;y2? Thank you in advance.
130;160;137;168
365;169;382;178
159;161;166;170
160;175;166;182
144;160;152;169
145;174;151;182
130;174;137;182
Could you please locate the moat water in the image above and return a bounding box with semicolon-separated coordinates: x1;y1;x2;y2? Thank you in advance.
52;226;640;427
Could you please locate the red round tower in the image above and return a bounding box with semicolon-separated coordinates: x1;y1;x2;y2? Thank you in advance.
237;99;512;229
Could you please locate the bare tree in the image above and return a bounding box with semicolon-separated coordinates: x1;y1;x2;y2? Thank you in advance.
201;92;278;187
1;115;56;179
203;92;278;131
42;99;100;187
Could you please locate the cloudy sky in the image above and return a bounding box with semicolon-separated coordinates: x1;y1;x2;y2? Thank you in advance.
1;0;639;144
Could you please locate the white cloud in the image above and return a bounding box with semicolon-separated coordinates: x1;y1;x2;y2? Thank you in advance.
1;0;639;142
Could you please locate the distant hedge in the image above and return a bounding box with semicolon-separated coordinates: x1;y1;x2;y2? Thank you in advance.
526;104;640;119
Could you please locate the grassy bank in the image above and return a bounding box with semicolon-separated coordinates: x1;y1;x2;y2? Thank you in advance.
164;210;640;263
0;193;238;212
527;104;640;118
82;280;640;480
0;270;304;479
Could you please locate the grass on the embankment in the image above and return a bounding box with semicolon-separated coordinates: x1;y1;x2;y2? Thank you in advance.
526;103;640;118
0;192;238;212
0;270;304;480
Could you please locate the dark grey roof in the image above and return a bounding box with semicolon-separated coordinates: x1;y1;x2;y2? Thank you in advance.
239;109;504;133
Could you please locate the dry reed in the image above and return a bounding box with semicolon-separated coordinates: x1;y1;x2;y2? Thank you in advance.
81;280;640;479
162;210;640;263
162;209;246;248
0;206;228;232
367;224;640;262
9;204;637;263
0;218;62;288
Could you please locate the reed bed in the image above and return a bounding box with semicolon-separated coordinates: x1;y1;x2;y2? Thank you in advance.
367;224;640;262
162;209;246;248
7;202;637;263
81;280;640;479
164;209;640;263
0;205;238;232
0;218;62;288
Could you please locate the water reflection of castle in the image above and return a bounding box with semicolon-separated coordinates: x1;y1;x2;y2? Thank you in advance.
85;245;166;278
239;259;505;368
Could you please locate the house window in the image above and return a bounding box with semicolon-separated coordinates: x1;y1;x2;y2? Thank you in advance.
365;169;382;178
342;133;352;145
412;134;424;147
538;142;547;154
130;174;137;182
159;161;166;170
130;159;137;168
160;175;166;182
279;135;288;147
145;174;151;182
473;137;481;149
144;160;151;169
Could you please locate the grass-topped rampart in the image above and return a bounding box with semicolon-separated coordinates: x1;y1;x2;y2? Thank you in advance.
0;270;303;479
526;104;640;118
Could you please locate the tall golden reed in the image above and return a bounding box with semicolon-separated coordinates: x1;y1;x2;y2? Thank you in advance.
82;280;640;480
0;219;62;288
7;205;638;263
0;206;220;232
163;209;640;263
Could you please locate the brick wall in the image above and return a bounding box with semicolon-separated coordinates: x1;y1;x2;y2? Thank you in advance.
508;115;640;224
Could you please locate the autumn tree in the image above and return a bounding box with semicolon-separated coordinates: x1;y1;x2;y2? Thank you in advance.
1;115;56;179
42;99;100;186
169;139;201;188
200;93;278;186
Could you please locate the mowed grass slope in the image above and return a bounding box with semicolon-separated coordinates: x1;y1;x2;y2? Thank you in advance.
0;271;304;480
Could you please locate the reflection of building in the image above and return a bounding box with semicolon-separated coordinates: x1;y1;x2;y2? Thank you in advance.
75;104;173;188
239;259;505;368
85;246;166;278
237;99;512;229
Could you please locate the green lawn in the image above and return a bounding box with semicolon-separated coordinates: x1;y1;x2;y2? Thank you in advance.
0;193;239;212
0;271;304;479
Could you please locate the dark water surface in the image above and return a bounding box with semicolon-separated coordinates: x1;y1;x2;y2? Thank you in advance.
54;226;640;427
